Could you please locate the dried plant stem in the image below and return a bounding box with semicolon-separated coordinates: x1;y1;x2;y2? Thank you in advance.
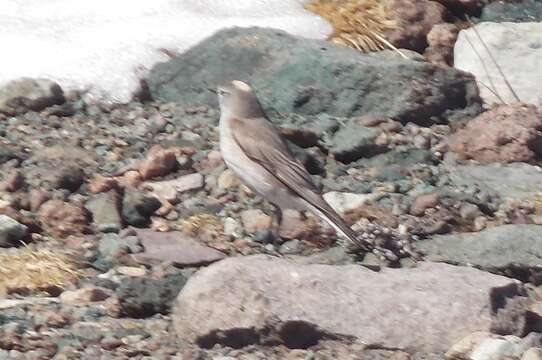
466;16;521;103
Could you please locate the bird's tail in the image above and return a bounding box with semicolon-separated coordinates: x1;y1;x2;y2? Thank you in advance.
308;202;372;251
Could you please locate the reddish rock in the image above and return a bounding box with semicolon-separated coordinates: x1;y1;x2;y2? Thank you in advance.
279;210;309;240
386;0;448;52
119;170;142;188
424;23;459;66
38;200;89;238
88;175;119;194
139;145;177;180
448;104;542;164
132;229;226;266
29;189;50;212
0;170;25;192
241;209;272;233
410;193;440;216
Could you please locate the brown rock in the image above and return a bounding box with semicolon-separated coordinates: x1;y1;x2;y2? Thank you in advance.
241;209;272;233
424;23;459;66
120;170;142;188
385;0;448;52
38;200;89;238
410;193;440;216
172;256;519;352
217;169;240;190
448;104;542;164
139;145;177;180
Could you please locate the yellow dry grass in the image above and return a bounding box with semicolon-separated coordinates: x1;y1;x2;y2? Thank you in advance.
0;244;81;295
305;0;406;56
181;213;223;237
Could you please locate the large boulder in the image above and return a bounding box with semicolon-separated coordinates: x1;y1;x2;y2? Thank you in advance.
172;255;519;352
148;27;482;125
455;22;542;106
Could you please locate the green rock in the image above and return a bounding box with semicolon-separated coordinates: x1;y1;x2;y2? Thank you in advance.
147;27;481;125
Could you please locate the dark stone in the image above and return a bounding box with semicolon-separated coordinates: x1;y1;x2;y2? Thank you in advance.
327;121;386;163
0;78;65;116
148;27;482;126
121;190;161;227
116;272;187;318
52;164;85;192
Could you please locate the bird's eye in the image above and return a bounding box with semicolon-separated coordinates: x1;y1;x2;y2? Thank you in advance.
217;88;230;96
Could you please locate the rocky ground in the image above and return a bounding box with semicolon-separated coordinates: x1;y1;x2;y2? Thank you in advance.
1;0;542;359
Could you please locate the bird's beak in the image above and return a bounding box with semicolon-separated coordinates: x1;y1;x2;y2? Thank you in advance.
208;88;218;94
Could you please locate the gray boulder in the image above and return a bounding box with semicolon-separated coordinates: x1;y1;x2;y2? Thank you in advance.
417;225;542;284
173;255;519;352
455;22;542;106
0;78;64;115
148;27;481;125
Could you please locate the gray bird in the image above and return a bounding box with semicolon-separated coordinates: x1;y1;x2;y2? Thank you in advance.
217;80;369;249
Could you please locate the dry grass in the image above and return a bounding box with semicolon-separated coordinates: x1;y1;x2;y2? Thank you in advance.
0;244;81;295
305;0;405;56
181;213;223;237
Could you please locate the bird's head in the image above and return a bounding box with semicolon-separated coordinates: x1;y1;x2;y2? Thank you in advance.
217;80;264;119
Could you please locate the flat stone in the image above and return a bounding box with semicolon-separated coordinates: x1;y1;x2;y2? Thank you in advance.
417;225;542;282
133;228;225;266
86;191;122;233
144;173;204;202
322;192;381;214
172;256;519;352
445;163;542;201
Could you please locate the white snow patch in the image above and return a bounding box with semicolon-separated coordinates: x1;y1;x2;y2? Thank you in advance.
1;0;332;104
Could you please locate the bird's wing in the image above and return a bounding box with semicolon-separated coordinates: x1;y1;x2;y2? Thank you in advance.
230;115;369;249
229;116;320;195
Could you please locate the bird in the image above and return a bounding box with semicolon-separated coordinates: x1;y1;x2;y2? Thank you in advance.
217;79;370;250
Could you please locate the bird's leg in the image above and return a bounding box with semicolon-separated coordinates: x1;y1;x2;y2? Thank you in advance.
270;204;283;245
